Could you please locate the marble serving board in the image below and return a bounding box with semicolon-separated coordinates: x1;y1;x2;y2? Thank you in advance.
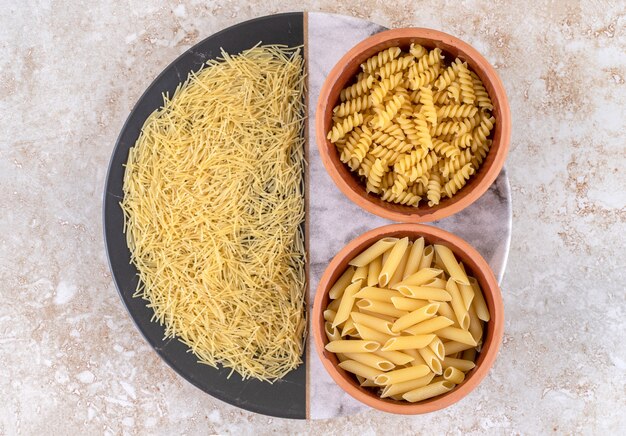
306;12;512;420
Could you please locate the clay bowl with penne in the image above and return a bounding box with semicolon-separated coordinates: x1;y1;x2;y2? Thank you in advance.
316;28;511;222
312;224;504;414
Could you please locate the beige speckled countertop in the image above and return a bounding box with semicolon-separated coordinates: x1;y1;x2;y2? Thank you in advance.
1;1;625;434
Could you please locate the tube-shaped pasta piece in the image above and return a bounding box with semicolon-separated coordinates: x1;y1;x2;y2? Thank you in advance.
327;297;341;312
329;266;356;299
469;277;490;321
436;301;458;326
462;348;477;361
428;336;445;360
325;340;380;353
457;265;475;310
403;237;425;279
353;264;369;283
336;353;348;362
391;303;440;332
423;278;447;289
374;364;430;385
339;360;383;380
435;327;477;346
402;381;455;402
443;340;474;355
443;367;465;384
351;312;396;335
373;350;415;366
417;245;434;269
341;318;357;336
433;249;446;271
382;334;435;351
402;348;427;366
396;285;452;301
349;237;399;267
381;372;435;398
356;299;408;318
404;316;454;335
360;378;378;387
389;242;411;287
393;267;442;288
367;255;383;286
468;304;483;344
354;323;393;344
354;287;403;301
332;279;363;328
417;346;443;374
358;309;396;323
434;244;470;285
379;237;410;286
391;296;428;311
325;322;341;342
442;357;476;372
323;309;337;323
446;278;469;330
343;352;395;371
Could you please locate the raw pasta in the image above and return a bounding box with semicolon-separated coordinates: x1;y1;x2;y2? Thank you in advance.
328;44;496;207
324;237;491;402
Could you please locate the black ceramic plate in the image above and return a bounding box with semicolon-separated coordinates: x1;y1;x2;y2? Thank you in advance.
103;13;306;419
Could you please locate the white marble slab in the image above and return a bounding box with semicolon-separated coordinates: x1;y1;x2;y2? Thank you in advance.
306;12;512;420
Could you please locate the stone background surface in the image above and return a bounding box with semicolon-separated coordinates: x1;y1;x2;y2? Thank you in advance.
1;1;624;434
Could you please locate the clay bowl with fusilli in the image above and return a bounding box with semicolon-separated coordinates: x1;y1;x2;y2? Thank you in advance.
316;28;511;222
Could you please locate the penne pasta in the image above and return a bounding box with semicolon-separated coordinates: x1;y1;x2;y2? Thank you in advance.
382;334;436;351
381;372;435;398
396;285;452;301
457;264;475;310
349;237;399;267
379;237;410;287
403;237;425;279
325;322;341;342
403;348;427;366
423;277;447;289
325;340;380;354
357;309;396;322
391;303;440;332
356;299;408;318
404;316;455;335
341;318;357;336
329;266;356;299
417;245;434;270
443;340;474;355
391;296;429;311
373;350;415;366
434;244;469;285
417;346;443;374
374;364;430;385
354;287;403;301
469;277;490;321
323;309;337;323
446;278;470;330
436;302;458;326
353;264;369;283
443;367;465;384
367;255;383;286
393;267;442;288
442;357;476;372
428;336;445;360
339;360;383;380
403;381;455;402
388;241;411;287
354;322;393;344
343;352;395;371
351;312;396;335
468;304;483;344
332;279;363;328
327;297;341;312
435;327;477;346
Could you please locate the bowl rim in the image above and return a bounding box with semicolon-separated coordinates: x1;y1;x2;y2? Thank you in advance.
315;27;512;223
312;223;505;414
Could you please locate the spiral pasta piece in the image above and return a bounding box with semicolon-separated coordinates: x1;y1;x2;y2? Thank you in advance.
441;149;472;178
451;133;473;149
471;140;491;167
413;113;434;151
366;158;387;194
394;116;419;146
333;95;371;117
437;104;478;120
381;188;421;206
419;86;437;125
340;126;372;170
369;73;403;105
434;65;457;91
393;148;428;174
407;181;426;197
379;122;407;140
340;75;375;102
327;112;364;143
361;47;402;73
369;144;402;164
458;64;475;105
408;64;441;90
429;120;457;137
433;90;450;105
426;174;442;206
409;43;427;59
443;163;475;197
470;71;493;110
376;55;415;80
358;154;376;177
371;95;405;129
447;81;461;102
391;172;410;194
472;115;495;147
456;112;482;135
433;139;460;160
405;151;439;182
410;48;443;76
371;130;412;153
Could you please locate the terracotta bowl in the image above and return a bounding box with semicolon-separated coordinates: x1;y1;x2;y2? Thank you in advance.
316;28;511;222
312;224;504;414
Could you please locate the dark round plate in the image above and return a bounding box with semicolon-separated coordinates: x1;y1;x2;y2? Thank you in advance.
103;13;306;419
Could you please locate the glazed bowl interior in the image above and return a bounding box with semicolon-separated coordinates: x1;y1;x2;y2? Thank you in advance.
316;28;511;223
312;224;504;414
